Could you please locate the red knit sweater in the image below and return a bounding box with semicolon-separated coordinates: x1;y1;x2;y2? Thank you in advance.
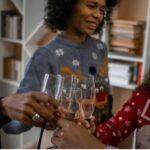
94;86;150;147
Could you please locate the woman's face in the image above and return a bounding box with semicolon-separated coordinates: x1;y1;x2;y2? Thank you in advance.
68;0;106;36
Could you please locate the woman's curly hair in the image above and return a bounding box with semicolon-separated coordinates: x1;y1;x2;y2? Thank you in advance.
44;0;119;33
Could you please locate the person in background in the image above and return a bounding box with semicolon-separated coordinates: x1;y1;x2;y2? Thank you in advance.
51;70;150;149
2;0;119;148
0;92;58;129
3;0;119;132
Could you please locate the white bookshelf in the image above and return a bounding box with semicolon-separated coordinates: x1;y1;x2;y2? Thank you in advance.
108;0;150;89
0;0;46;148
0;0;23;87
11;0;23;15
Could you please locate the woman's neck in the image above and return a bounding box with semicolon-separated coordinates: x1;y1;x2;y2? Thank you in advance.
62;30;87;43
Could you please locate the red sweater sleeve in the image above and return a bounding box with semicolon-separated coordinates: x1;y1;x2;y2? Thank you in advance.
94;92;138;146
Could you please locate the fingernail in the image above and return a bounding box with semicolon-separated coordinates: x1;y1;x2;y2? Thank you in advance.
86;124;90;128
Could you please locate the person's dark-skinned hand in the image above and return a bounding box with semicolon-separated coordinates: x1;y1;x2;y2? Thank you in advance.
0;91;60;129
51;118;105;149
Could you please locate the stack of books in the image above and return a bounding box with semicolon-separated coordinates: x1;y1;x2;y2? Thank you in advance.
108;61;142;85
1;10;22;40
109;19;145;56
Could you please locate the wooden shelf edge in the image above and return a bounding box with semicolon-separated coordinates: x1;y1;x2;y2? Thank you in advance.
0;79;20;87
0;37;23;44
110;81;137;90
108;52;143;63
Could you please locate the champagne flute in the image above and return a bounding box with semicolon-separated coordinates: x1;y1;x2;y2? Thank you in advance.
59;88;82;120
41;73;64;100
37;73;64;149
78;75;96;119
58;74;79;120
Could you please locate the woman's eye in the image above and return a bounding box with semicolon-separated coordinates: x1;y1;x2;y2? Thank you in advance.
87;3;96;9
100;8;106;14
100;8;105;14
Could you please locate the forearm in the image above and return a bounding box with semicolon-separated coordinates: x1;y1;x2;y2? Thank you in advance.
0;96;31;133
94;97;137;146
2;120;32;134
86;135;105;149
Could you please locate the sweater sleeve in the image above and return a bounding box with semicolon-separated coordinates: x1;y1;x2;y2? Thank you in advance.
3;47;55;134
0;97;11;128
94;92;138;146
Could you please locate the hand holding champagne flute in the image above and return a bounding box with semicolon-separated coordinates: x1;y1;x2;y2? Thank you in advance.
37;73;64;149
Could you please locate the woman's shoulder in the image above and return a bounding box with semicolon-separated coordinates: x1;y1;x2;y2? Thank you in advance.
134;86;150;96
88;35;106;46
131;86;150;105
87;36;108;55
31;36;59;58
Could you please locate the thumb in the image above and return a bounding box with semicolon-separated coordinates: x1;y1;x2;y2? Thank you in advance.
57;118;70;129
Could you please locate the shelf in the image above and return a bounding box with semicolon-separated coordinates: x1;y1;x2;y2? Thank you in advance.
25;44;39;57
110;81;137;90
0;78;20;87
108;51;143;62
24;0;45;40
25;21;44;45
11;0;23;15
1;38;23;44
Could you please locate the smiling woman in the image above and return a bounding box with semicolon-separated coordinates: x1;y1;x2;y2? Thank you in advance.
45;0;119;37
3;0;119;148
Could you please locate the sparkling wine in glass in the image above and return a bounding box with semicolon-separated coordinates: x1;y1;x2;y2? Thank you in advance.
59;76;82;120
38;73;64;149
78;75;96;119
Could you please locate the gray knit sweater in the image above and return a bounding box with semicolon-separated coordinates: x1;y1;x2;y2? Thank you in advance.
3;34;110;134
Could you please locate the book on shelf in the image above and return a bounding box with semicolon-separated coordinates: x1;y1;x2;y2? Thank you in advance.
109;77;131;85
109;32;142;39
111;19;146;26
110;19;145;41
130;62;143;84
137;63;143;84
110;37;141;49
111;24;143;32
132;62;138;84
109;61;134;70
109;69;132;78
109;46;136;55
109;61;143;85
1;10;16;37
110;28;142;35
1;10;22;39
3;57;21;82
109;73;132;83
110;40;139;49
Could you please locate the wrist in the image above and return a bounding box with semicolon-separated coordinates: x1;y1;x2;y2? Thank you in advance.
0;97;4;113
0;97;11;123
0;97;6;115
87;133;105;149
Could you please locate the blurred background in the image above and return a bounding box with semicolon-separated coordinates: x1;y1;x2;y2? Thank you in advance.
0;0;150;148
